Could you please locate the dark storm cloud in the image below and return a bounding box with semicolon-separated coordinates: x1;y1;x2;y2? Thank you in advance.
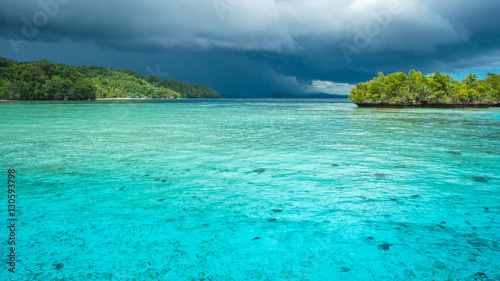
1;0;500;97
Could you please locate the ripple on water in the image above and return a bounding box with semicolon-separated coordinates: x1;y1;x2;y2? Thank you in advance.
0;100;499;280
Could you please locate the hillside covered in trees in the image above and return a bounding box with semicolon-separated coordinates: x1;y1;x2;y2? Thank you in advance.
349;70;500;107
0;57;221;101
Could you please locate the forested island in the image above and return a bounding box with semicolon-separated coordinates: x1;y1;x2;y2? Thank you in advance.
349;70;500;108
0;57;220;101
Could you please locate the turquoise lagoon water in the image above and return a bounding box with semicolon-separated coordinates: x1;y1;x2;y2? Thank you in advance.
1;99;499;280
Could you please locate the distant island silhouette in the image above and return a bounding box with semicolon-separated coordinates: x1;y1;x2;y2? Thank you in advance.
269;92;348;99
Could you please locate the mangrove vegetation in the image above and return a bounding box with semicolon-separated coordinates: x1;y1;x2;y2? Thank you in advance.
349;70;500;107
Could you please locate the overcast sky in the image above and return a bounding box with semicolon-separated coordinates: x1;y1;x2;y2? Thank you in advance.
1;0;500;97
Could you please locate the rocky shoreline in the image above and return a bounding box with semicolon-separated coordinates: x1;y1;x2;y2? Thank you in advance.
355;102;500;108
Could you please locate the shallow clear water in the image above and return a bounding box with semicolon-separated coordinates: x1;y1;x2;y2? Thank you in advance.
1;99;499;280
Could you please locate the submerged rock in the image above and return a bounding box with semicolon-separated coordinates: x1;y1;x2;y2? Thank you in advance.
434;261;447;270
253;168;266;174
403;269;416;278
447;151;462;156
54;263;64;270
473;272;488;280
472;177;488;183
378;243;391;250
